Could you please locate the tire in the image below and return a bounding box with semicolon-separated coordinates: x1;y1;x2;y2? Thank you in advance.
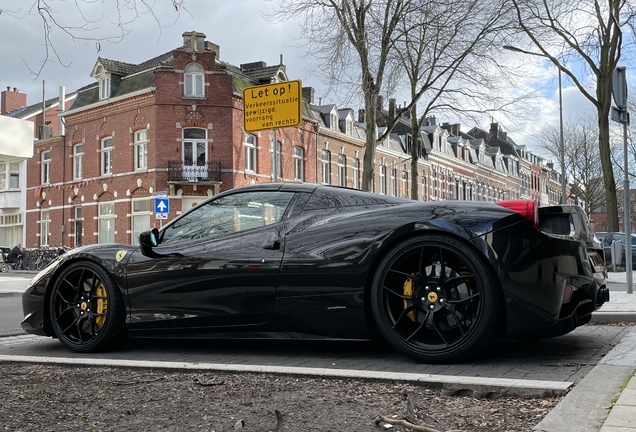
49;261;128;352
0;263;8;273
370;234;502;363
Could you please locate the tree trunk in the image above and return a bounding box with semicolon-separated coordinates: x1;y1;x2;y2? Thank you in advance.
410;105;420;200
597;70;619;232
362;89;378;192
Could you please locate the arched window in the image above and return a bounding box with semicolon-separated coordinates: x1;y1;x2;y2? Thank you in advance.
293;146;304;181
184;62;204;97
338;154;346;186
244;134;257;173
182;128;207;180
321;150;331;184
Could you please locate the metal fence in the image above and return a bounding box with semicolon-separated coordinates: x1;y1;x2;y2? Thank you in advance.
167;160;222;182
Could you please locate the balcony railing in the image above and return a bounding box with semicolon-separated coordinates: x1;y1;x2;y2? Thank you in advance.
168;160;222;182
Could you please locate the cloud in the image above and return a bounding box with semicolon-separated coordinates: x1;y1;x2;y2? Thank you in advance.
0;0;323;106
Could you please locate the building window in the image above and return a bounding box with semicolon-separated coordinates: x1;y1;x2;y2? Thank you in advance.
245;134;257;173
73;144;82;180
0;163;5;191
8;163;19;189
321;150;331;184
183;128;207;180
380;165;387;194
99;76;111;100
101;137;112;175
40;210;50;247
331;113;338;131
293;146;304;181
131;199;151;244
338;154;346;187
391;168;397;196
134;130;147;170
422;174;428;201
184;62;204;97
353;158;360;189
41;151;51;184
402;171;409;198
73;206;83;248
98;202;115;243
432;169;437;198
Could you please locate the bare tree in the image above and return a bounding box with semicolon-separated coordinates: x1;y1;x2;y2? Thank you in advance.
269;0;421;191
511;0;636;232
539;116;606;214
0;0;187;77
393;0;519;200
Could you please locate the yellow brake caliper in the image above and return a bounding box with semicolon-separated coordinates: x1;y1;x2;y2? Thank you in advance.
95;283;108;328
403;274;417;322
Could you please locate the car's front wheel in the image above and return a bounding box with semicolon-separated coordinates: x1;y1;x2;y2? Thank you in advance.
49;261;127;352
371;234;502;363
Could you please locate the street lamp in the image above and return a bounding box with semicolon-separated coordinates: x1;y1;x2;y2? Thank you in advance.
503;45;567;205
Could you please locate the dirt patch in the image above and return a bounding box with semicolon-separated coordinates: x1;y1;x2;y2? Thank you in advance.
0;362;559;431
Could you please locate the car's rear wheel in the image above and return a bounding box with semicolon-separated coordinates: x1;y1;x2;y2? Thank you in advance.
371;234;502;363
49;261;127;352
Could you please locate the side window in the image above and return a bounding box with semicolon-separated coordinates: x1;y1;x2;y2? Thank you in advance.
161;191;294;244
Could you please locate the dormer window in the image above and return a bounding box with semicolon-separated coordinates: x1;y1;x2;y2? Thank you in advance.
92;65;111;100
99;76;111;99
331;113;338;131
184;62;204;97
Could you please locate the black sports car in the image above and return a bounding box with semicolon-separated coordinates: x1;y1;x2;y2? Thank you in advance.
21;183;609;363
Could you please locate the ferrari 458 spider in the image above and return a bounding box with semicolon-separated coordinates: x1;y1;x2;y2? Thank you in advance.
22;183;608;363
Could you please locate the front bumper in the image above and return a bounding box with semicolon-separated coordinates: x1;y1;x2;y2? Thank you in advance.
20;267;54;336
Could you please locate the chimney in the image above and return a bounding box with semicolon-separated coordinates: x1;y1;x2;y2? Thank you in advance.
490;122;499;138
1;87;27;115
302;87;315;104
358;109;366;123
452;123;460;136
182;31;206;53
59;86;66;136
377;95;384;112
500;131;507;140
426;116;436;126
204;41;220;59
240;61;267;72
389;98;396;118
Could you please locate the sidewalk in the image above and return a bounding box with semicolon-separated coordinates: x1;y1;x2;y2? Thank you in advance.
597;271;636;432
536;271;636;432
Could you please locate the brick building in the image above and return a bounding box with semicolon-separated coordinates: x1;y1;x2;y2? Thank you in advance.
23;31;317;247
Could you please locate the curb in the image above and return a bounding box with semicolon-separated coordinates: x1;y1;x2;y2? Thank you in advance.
591;312;636;324
0;354;571;399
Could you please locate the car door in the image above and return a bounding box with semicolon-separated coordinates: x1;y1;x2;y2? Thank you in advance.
124;190;295;331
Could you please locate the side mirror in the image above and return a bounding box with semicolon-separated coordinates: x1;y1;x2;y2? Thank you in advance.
139;228;160;257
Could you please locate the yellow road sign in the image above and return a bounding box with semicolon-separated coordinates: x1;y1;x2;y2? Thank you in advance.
243;80;302;132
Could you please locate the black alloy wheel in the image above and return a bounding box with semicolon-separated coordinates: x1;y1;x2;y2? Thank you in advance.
49;261;127;352
371;234;502;363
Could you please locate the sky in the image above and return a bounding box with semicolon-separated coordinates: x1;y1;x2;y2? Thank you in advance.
0;0;605;159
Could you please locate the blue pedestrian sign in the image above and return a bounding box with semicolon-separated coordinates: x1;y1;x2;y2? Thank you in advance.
154;198;169;220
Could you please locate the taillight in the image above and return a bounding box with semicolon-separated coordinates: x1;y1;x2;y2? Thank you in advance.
496;199;539;227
